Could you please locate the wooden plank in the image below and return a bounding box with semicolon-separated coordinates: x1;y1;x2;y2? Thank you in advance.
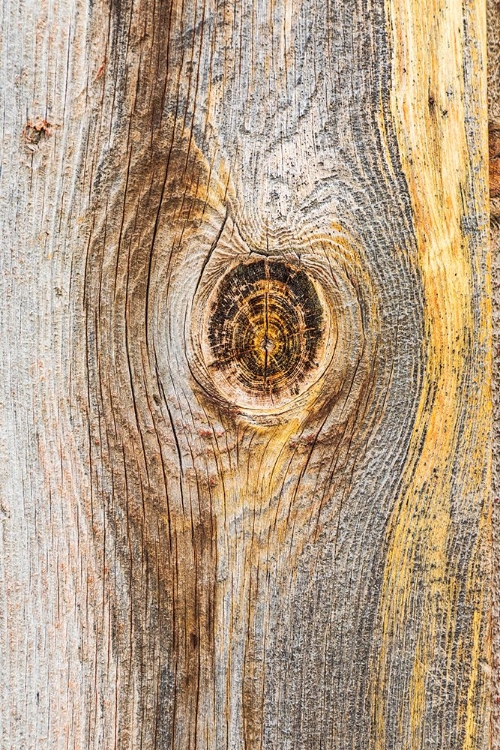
0;0;490;747
487;0;500;744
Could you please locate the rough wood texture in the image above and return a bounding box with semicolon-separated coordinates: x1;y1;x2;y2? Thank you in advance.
488;1;500;746
0;0;490;748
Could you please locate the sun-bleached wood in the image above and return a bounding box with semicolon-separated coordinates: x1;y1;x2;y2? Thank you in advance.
0;0;490;748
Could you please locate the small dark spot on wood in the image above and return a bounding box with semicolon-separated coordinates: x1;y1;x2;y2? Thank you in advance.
93;59;106;82
23;118;52;148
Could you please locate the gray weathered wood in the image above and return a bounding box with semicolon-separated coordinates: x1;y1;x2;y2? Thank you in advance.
0;0;490;747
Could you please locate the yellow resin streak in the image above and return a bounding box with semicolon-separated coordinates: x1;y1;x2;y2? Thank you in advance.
373;0;491;746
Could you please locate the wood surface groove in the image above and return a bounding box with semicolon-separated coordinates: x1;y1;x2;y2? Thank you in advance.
0;0;490;748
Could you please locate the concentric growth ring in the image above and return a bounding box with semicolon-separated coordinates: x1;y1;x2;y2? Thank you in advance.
202;259;330;410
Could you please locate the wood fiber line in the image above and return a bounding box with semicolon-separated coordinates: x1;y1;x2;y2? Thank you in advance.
73;0;490;748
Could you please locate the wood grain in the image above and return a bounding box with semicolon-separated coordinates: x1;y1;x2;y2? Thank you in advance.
487;0;500;744
0;0;490;747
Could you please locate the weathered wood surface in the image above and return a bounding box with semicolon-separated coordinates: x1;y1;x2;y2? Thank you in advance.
488;0;500;745
0;0;490;748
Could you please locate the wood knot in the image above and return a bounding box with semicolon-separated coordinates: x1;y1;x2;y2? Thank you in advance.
201;259;330;411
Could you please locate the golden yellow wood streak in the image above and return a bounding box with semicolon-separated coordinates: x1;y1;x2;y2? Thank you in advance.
373;0;491;746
